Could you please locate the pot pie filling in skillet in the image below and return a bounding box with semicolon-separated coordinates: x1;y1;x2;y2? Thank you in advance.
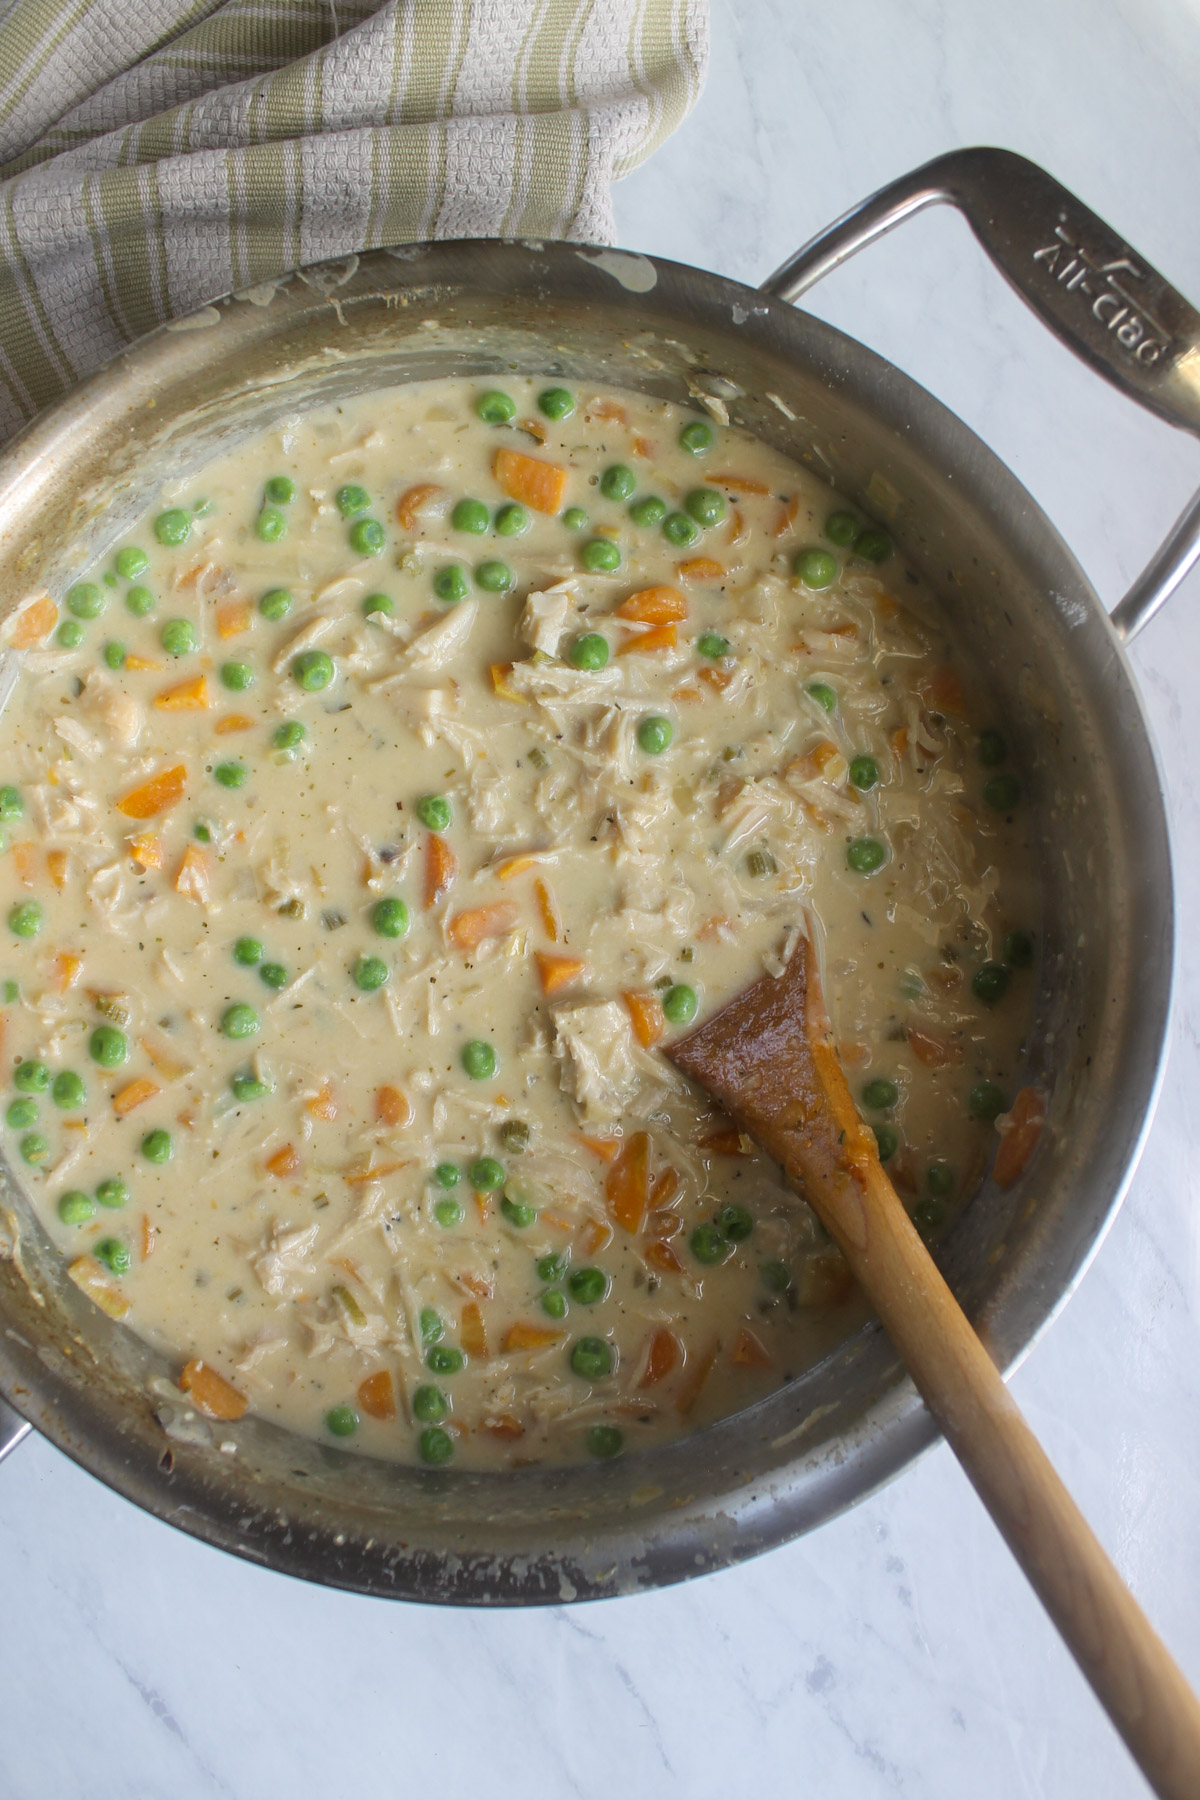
0;377;1041;1469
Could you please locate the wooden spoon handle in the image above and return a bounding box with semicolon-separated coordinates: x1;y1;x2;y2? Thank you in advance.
837;1167;1200;1800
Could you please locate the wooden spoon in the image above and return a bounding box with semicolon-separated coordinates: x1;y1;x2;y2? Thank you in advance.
667;928;1200;1800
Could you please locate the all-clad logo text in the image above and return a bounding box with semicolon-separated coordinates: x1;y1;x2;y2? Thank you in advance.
1032;226;1168;365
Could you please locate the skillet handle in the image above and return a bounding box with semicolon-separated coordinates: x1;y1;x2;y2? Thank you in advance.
0;1393;30;1462
760;146;1200;641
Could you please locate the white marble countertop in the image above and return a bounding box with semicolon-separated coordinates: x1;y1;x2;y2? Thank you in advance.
3;4;1200;1796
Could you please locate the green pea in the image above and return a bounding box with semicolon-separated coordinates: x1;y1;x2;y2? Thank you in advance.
0;787;22;822
570;1336;613;1379
233;937;263;967
56;620;84;649
846;836;886;875
220;660;254;691
353;956;389;992
96;1176;129;1210
259;962;288;990
568;1266;609;1305
89;1026;128;1068
537;1252;568;1283
761;1259;793;1294
58;1190;95;1226
114;546;149;580
272;720;305;751
141;1128;172;1163
662;983;697;1026
419;1425;454;1464
926;1161;955;1200
349;518;385;556
452;497;490;534
434;1161;461;1190
587;1424;623;1459
854;525;892;563
5;1098;36;1128
637;715;673;755
662;511;699;548
978;730;1007;767
336;484;369;518
420;1306;444;1345
103;641;126;670
213;761;246;789
161;618;196;657
629;495;667;527
495;503;530;538
684;487;726;528
19;1132;49;1165
66;581;105;619
8;901;42;938
825;509;859;546
562;506;588;530
680;420;713;455
93;1237;131;1276
2;980;17;1001
126;585;154;617
468;1156;505;1192
913;1196;946;1235
154;509;191;547
581;537;621;572
292;650;334;691
255;505;287;542
541;1287;567;1319
362;593;393;619
476;390;515;424
696;632;730;659
716;1203;754;1242
983;774;1021;812
690;1222;730;1265
413;1384;447;1424
475;559;513;593
874;1124;899;1162
416;794;451;830
538;386;575;420
849;755;878;790
1003;929;1034;968
500;1195;536;1228
972;962;1009;1004
569;632;609;670
14;1060;49;1092
231;1074;271;1102
372;897;409;939
433;565;469;604
259;587;292;621
425;1344;464;1375
220;1004;259;1039
194;823;212;843
794;548;838;589
461;1040;496;1081
433;1196;463;1227
326;1405;358;1437
969;1082;1006;1122
600;465;636;502
806;681;837;713
265;475;296;506
862;1077;898;1111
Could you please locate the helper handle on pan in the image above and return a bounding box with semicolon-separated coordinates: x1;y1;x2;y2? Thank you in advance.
760;146;1200;642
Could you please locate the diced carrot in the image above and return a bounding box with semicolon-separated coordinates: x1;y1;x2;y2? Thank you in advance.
534;876;561;942
154;674;210;711
922;664;966;715
519;416;548;444
840;1040;870;1067
396;483;444;531
140;1215;158;1260
615;585;687;624
727;507;748;548
907;1027;963;1069
265;1144;301;1178
46;848;69;889
606;1130;650;1234
460;1300;488;1359
799;1248;855;1307
139;1034;191;1081
619;623;677;654
180;1358;248;1421
493;447;568;515
215;600;252;639
649;1168;682;1208
540;1212;573;1232
676;557;725;582
8;592;56;647
495;851;550;880
357;1369;396;1421
708;472;770;494
772;496;798;537
423;832;458;909
490;662;528;703
993;1086;1046;1189
123;655;164;672
173;843;211;904
116;764;187;820
534;950;587;995
632;433;655;458
126;834;163;872
52;952;83;993
503;1321;563;1352
590;398;627;423
112;1076;161;1119
676;1337;720;1414
306;1083;338;1122
639;1327;681;1387
375;1085;410;1127
791;739;841;780
215;712;254;735
576;1133;621;1163
448;902;517;951
644;1239;684;1275
342;1159;408;1186
700;1126;751;1156
484;1414;525;1441
11;841;37;887
581;1217;614;1256
697;666;732;693
890;727;908;758
875;590;899;620
623;991;665;1049
732;1327;772;1369
67;1255;130;1319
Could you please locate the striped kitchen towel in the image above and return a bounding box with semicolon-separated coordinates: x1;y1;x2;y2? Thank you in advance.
0;0;708;440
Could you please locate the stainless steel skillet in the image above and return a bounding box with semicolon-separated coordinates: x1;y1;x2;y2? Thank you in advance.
0;147;1192;1607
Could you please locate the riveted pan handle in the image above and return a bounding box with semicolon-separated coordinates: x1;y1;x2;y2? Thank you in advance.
760;146;1200;640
